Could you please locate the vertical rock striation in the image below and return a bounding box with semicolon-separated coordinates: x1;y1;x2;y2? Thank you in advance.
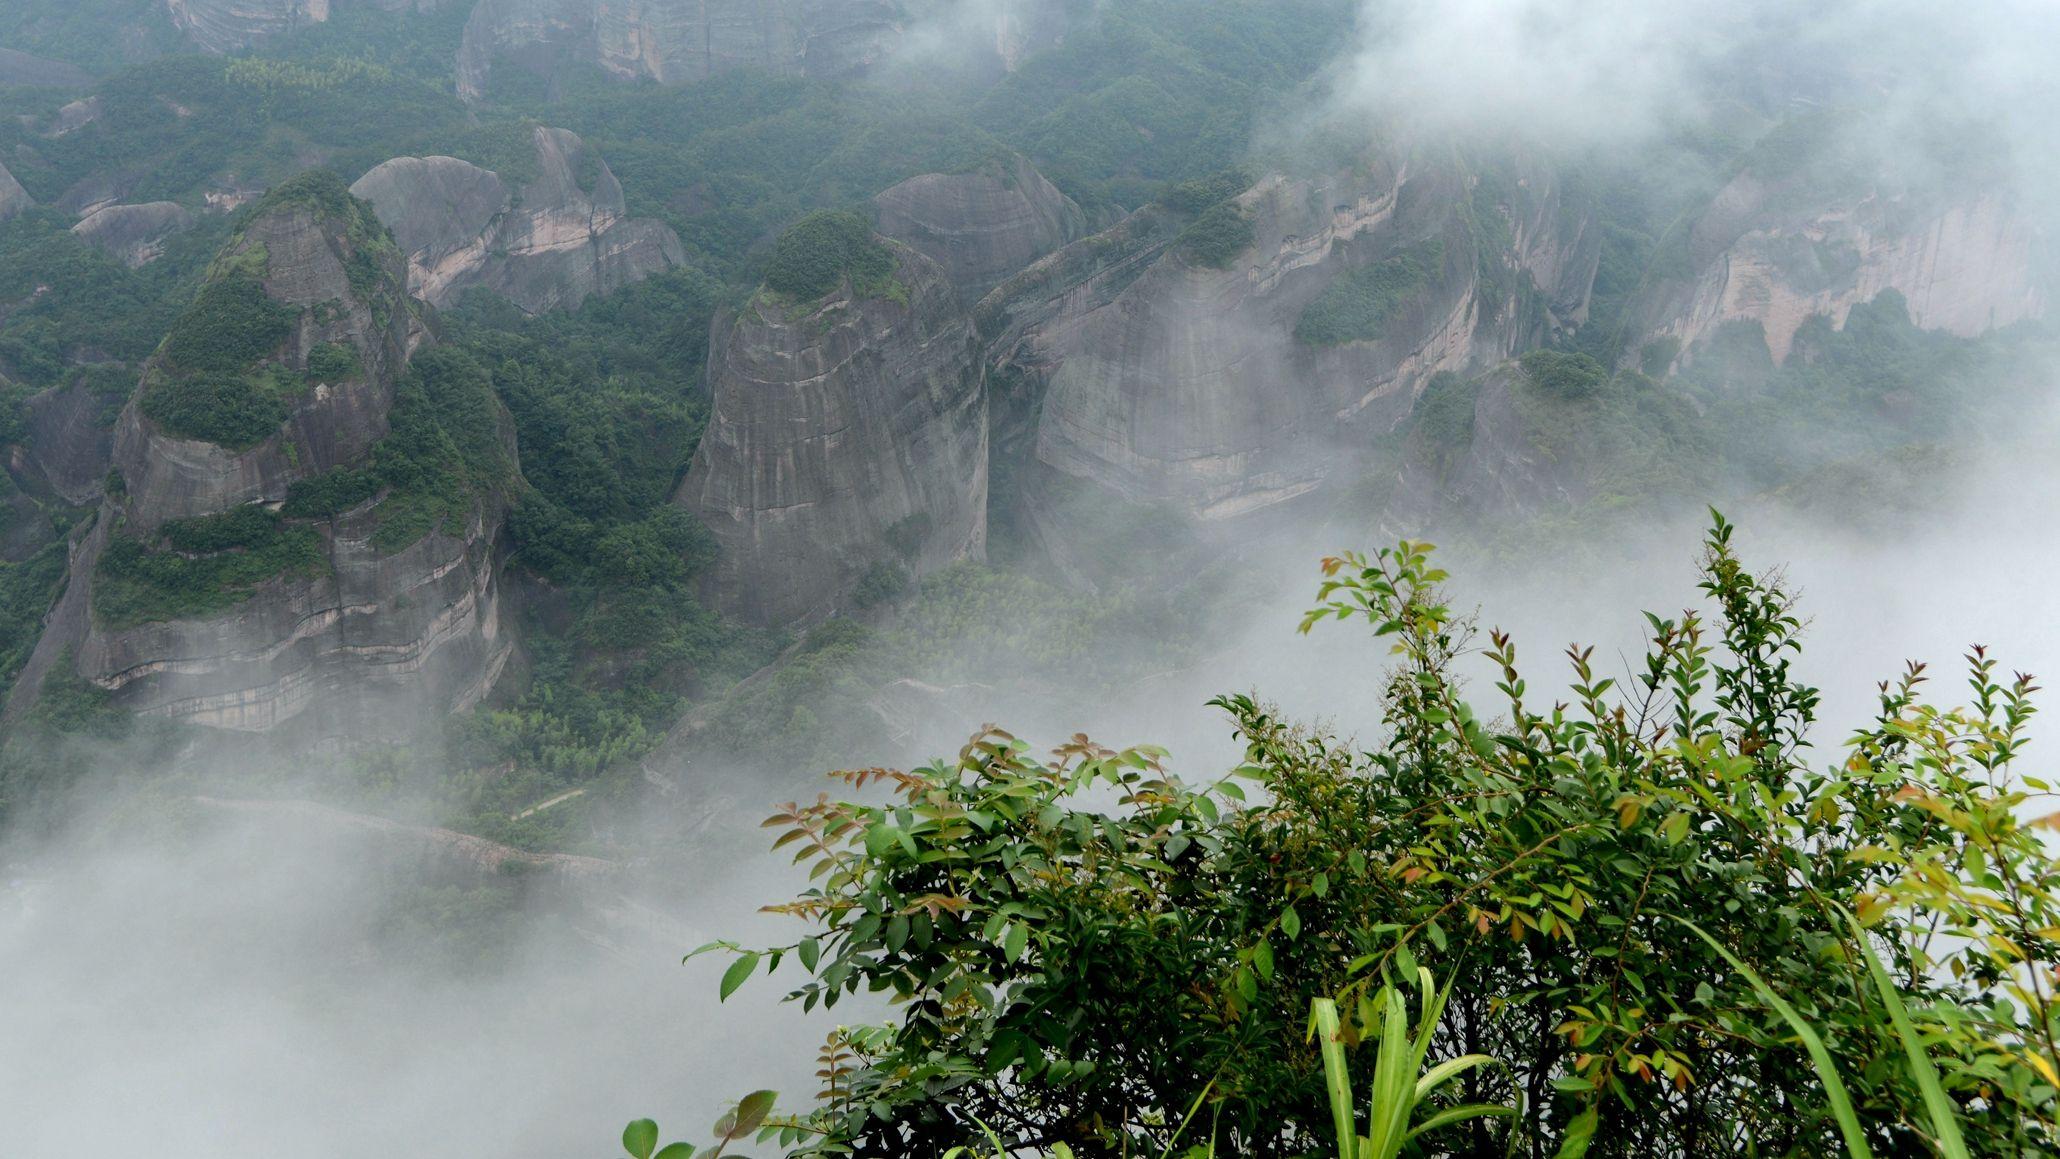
987;150;1600;520
678;239;987;627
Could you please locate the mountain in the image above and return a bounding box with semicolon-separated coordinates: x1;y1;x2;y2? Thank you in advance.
981;150;1599;522
872;154;1089;306
678;213;987;626
350;126;683;313
7;171;517;737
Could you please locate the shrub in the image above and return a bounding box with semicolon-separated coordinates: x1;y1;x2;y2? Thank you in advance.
159;274;297;375
138;369;293;449
94;508;327;628
697;518;2060;1156
1157;167;1252;215
281;467;381;518
763;211;896;302
1517;348;1608;398
1295;240;1443;346
306;342;362;382
1177;200;1253;268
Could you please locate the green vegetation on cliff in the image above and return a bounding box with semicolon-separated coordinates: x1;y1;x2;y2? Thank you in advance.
1295;239;1445;346
94;506;327;628
762;211;897;302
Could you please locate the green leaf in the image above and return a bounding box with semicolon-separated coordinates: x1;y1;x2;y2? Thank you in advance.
1281;906;1302;941
1555;1107;1598;1158
797;936;821;974
719;952;760;1002
1004;921;1029;964
623;1119;659;1159
1674;917;1871;1159
732;1090;777;1135
1253;938;1274;981
653;1145;696;1159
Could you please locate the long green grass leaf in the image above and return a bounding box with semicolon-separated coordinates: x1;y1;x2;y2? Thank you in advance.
1675;917;1873;1159
1310;998;1356;1159
1404;1103;1517;1142
1841;908;1971;1159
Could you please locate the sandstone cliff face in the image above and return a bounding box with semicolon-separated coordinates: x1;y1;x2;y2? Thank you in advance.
117;188;420;529
0;160;33;224
160;0;448;53
72;202;194;268
454;0;905;100
994;153;1598;520
872;155;1086;306
1644;172;2045;369
679;242;987;626
12;173;516;738
11;381;117;507
351;127;683;313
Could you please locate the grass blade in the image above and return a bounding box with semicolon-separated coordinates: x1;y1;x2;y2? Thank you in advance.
1675;916;1873;1159
1840;907;1970;1159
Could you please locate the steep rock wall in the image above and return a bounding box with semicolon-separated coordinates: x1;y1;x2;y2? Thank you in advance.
872;155;1086;306
678;242;987;627
1645;172;2044;369
996;152;1599;520
454;0;904;100
11;173;516;738
160;0;448;53
72;202;195;268
351;127;682;313
0;160;33;224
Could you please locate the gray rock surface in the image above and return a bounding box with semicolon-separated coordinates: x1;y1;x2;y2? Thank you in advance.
0;49;95;89
456;0;894;98
11;380;119;507
160;0;451;53
1638;158;2045;371
71;202;194;267
988;151;1600;521
873;155;1086;306
679;240;988;627
351;127;683;312
0;160;33;224
9;176;517;738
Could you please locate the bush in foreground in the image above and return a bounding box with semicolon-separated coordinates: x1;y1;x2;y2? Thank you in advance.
676;516;2059;1157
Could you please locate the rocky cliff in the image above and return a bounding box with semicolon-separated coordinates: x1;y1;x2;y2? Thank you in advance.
1640;135;2045;370
872;155;1087;306
988;151;1599;520
350;127;682;313
72;202;195;268
160;0;448;53
678;234;987;627
454;0;903;99
0;161;33;224
10;171;517;738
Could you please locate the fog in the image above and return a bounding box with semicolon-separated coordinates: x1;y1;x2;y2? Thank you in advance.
6;0;2060;1155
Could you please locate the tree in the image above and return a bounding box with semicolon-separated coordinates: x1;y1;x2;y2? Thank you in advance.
704;517;2060;1156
